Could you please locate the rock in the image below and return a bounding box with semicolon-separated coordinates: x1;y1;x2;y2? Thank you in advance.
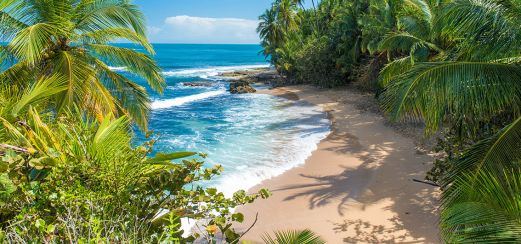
183;81;213;87
220;68;270;78
229;80;257;94
256;71;279;81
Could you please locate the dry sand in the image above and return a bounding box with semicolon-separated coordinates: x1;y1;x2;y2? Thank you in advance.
237;85;440;243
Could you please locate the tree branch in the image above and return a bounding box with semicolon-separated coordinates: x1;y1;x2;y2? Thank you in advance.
0;143;29;154
413;178;440;187
233;213;259;243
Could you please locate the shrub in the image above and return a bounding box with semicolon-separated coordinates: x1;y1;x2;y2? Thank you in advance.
0;113;270;242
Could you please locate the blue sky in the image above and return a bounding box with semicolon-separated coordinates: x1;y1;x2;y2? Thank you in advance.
134;0;312;44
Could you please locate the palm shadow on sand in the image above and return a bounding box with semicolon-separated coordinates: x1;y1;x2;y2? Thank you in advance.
270;129;440;243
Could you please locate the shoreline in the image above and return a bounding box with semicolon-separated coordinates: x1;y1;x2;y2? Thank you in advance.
238;85;441;243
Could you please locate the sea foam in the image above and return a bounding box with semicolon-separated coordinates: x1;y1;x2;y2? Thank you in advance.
204;95;331;198
151;90;226;109
162;64;270;78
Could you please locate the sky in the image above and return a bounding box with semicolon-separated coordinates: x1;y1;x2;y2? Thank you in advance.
134;0;313;44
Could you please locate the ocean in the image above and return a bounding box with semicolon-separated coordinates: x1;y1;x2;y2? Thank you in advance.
116;44;331;196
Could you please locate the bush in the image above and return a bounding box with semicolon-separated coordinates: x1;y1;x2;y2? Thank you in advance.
294;36;346;87
0;113;270;242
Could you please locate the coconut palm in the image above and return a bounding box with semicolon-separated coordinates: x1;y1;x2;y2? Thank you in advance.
0;0;165;130
275;0;301;32
378;0;521;241
380;0;521;143
377;0;449;86
358;0;401;55
258;7;284;47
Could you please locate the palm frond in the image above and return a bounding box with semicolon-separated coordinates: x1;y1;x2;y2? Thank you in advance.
87;44;165;93
0;61;34;87
8;23;59;65
0;11;29;39
262;229;326;244
440;0;521;58
11;74;67;117
80;27;154;54
90;115;131;160
93;59;150;130
74;0;147;37
381;61;521;133
441;169;521;243
379;32;441;54
445;116;521;185
53;51;104;112
379;56;414;86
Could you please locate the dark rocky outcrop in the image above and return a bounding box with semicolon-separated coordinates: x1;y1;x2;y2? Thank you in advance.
229;80;256;94
219;68;269;78
183;81;213;87
220;68;284;94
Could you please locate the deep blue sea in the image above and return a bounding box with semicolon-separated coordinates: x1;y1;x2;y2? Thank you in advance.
115;44;331;196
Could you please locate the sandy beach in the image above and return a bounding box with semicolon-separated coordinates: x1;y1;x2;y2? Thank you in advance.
238;85;441;243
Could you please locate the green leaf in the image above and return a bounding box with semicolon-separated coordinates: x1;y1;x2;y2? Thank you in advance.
206;188;217;196
8;23;59;65
232;213;244;223
34;219;45;229
259;188;272;199
46;224;55;234
0;173;16;200
148;152;197;163
445;116;521;185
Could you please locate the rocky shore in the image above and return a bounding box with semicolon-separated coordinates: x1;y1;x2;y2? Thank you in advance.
219;67;283;94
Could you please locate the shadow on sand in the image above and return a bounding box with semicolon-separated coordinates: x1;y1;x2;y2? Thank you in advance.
270;123;440;243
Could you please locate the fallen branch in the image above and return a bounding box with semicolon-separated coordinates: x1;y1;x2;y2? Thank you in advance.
0;143;29;154
413;179;440;187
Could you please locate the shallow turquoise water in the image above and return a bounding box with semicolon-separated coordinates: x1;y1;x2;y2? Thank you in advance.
116;44;330;196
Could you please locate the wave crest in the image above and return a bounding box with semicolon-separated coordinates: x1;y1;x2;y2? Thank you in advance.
151;90;226;109
162;64;270;78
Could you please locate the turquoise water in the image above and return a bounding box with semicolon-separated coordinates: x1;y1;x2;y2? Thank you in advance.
116;44;331;196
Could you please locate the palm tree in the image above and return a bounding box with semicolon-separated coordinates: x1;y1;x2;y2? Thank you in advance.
0;0;165;130
377;0;448;84
275;0;301;32
380;0;521;142
378;0;521;241
359;0;401;55
258;7;284;47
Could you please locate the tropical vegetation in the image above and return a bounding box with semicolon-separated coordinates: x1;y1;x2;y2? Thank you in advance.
0;0;273;242
258;0;521;242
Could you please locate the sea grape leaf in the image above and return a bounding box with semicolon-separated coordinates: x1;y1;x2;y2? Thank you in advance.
0;173;16;201
232;213;244;223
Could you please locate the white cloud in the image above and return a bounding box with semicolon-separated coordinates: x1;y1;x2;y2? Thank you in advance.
148;26;162;35
148;15;260;44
